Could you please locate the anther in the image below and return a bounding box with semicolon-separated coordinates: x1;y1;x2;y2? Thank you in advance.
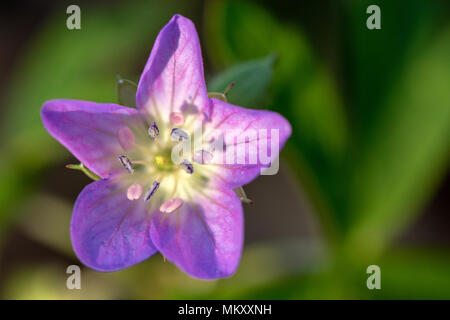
170;112;185;126
160;198;184;213
118;155;134;174
148;122;159;138
170;128;189;142
179;159;194;174
127;183;143;200
193;150;213;164
144;181;160;201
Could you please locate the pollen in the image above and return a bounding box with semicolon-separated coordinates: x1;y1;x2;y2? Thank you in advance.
170;112;185;126
127;183;143;200
160;198;184;213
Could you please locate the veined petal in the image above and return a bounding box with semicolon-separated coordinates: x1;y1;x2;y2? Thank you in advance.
71;178;158;271
149;187;243;280
136;14;209;123
200;98;292;189
41;99;143;178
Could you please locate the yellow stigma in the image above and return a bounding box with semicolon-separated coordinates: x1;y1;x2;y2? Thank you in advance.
155;155;167;166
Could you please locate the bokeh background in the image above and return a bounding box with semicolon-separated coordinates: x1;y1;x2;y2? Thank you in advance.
0;0;449;299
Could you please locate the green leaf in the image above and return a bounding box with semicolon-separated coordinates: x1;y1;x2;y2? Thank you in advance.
341;0;440;131
346;26;450;256
208;54;276;107
338;0;448;245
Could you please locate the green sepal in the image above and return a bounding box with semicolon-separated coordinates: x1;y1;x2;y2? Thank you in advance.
116;74;137;108
208;82;235;102
66;163;101;181
208;92;228;102
234;186;254;204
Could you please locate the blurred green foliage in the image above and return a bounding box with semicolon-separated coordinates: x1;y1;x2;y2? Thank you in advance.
208;54;276;107
0;0;449;299
204;0;450;298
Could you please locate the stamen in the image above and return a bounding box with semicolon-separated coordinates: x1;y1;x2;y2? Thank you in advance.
118;155;134;174
170;112;185;126
148;122;159;138
127;183;143;200
170;128;189;142
193;150;213;164
179;159;194;174
160;198;184;213
144;181;160;201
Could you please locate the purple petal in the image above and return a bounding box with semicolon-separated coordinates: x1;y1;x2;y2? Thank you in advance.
149;187;243;279
71;178;158;271
136;14;209;122
202;98;292;189
41;99;141;178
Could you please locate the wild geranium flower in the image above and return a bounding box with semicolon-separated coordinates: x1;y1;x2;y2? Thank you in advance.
41;15;291;279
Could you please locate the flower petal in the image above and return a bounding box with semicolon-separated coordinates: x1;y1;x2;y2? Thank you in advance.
200;98;292;189
41;99;142;178
149;187;243;279
71;178;158;271
136;14;209;122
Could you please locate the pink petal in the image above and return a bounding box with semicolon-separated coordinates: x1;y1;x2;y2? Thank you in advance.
136;14;210;122
200;98;292;189
41;99;142;178
71;178;157;271
149;187;243;279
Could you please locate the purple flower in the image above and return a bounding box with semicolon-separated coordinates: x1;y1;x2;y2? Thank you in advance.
41;15;291;279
